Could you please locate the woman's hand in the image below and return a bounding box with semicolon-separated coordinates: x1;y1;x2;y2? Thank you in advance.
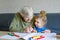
23;26;34;33
31;30;36;33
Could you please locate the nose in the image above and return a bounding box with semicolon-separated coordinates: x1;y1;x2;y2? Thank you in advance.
27;19;30;21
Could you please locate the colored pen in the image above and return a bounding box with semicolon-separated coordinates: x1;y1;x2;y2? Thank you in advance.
8;33;14;36
11;32;20;38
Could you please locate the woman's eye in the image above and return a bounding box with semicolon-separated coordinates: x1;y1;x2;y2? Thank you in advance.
37;21;39;23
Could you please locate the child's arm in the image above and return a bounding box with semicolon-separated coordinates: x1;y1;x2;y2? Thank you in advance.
42;29;51;33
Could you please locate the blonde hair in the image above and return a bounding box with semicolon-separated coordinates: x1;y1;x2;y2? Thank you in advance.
19;6;33;18
39;10;46;17
40;10;47;24
35;10;47;24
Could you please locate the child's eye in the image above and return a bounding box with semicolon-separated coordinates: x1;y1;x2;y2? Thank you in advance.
35;20;39;23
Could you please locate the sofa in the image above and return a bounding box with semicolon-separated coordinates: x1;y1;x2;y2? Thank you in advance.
0;13;60;34
0;13;15;31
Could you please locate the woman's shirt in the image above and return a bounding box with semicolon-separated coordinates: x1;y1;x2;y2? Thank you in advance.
9;13;34;32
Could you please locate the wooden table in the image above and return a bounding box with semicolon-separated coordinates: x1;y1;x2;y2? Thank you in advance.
56;35;60;40
0;31;60;40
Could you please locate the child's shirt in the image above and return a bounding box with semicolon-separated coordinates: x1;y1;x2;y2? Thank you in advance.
34;26;47;33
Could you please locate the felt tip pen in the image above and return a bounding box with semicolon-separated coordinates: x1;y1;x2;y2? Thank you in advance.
8;33;14;36
11;32;20;37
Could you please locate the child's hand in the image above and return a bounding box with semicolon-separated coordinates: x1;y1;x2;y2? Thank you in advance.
42;30;51;33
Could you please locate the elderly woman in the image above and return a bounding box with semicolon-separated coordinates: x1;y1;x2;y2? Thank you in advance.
9;6;34;32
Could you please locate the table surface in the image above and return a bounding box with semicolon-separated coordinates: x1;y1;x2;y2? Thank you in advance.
0;31;60;40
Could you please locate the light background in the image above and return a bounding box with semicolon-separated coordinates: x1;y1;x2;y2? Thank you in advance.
0;0;60;13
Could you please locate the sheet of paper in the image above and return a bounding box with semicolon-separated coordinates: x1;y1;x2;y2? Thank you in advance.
0;35;18;40
0;33;28;40
0;33;57;40
21;33;57;40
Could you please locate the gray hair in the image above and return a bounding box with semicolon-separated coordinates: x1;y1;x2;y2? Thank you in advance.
19;6;33;18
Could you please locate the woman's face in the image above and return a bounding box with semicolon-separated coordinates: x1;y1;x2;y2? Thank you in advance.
23;16;33;22
34;18;45;28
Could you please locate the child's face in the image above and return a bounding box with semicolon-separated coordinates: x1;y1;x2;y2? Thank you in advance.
34;18;45;28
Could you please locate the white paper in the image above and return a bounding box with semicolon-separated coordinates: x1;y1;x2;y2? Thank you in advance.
0;33;57;40
0;35;18;40
22;33;57;40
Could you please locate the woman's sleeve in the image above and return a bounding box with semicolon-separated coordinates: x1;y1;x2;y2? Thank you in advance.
9;14;18;32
